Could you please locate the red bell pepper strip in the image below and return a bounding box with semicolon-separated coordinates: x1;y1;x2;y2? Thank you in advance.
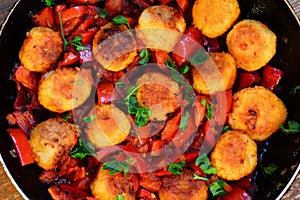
234;71;261;91
153;50;171;65
212;90;232;125
172;26;203;67
59;184;89;198
60;6;87;24
71;18;94;38
96;82;115;105
150;140;164;156
139;173;162;192
54;4;67;25
32;7;55;28
202;36;220;52
58;52;79;67
13;110;37;134
7;128;35;166
192;95;206;127
176;0;189;13
80;28;99;45
222;185;252;200
235;173;254;190
161;112;181;141
67;0;100;5
175;151;199;163
260;65;284;91
15;65;39;90
154;169;172;176
137;189;156;199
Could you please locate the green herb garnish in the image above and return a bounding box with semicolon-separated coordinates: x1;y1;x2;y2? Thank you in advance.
208;179;228;197
195;153;218;175
112;16;131;29
178;112;189;131
193;174;209;181
289;85;300;94
98;8;108;18
115;81;125;88
62;113;72;122
114;194;125;200
260;163;278;176
222;125;231;133
280;120;300;134
82;115;96;125
124;86;151;127
168;161;185;175
103;155;135;176
179;65;190;74
135;0;143;10
70;138;96;160
200;98;214;121
189;50;209;66
139;48;150;65
41;0;56;7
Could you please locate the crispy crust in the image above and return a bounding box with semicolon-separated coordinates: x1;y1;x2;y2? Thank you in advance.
38;67;93;113
159;169;208;200
192;0;240;38
192;52;237;94
92;22;137;72
137;5;186;51
210;130;257;181
85;104;131;149
91;166;136;200
19;27;63;73
29;118;79;170
228;86;287;141
136;72;182;121
226;19;277;71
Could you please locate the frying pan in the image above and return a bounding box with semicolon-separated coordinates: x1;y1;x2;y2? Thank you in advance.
0;0;299;199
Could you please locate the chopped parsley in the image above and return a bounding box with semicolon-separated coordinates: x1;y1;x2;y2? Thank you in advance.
189;50;209;66
289;85;300;94
200;98;214;121
82;115;96;125
115;81;125;88
280;120;300;134
70;138;96;160
103;155;135;176
124;86;151;127
179;65;190;74
178;112;190;131
260;163;278;176
195;153;217;175
58;14;87;51
113;16;131;29
168;161;185;175
98;9;108;18
114;194;125;200
62;113;72;122
139;48;150;65
208;179;228;197
222;125;231;133
193;174;209;181
41;0;56;7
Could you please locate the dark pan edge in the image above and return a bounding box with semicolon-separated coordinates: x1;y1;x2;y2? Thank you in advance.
0;0;21;35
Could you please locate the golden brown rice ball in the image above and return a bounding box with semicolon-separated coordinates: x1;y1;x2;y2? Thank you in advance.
136;72;182;121
192;0;240;38
93;22;137;72
159;169;208;200
91;166;136;200
38;67;93;113
210;130;257;181
192;52;237;95
29;118;79;170
226;19;277;71
19;27;63;73
137;5;186;51
228;86;287;141
85;104;131;149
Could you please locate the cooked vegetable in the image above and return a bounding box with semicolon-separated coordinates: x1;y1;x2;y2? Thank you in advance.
280;120;300;134
229;86;287;141
192;0;240;38
29;118;79;170
168;161;185;175
210;131;257;181
226;20;277;71
195;153;217;175
69;138;96;160
19;27;63;73
208;179;228;197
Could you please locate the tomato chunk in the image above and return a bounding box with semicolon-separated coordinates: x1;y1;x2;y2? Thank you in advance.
260;65;284;91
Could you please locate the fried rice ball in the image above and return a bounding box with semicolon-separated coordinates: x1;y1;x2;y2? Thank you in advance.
38;67;93;113
29;118;79;170
226;19;277;71
159;169;208;200
229;86;287;141
137;5;186;51
210;130;257;181
93;22;137;72
19;27;63;73
136;72;182;121
91;166;136;200
85;104;131;149
192;52;237;95
192;0;240;38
